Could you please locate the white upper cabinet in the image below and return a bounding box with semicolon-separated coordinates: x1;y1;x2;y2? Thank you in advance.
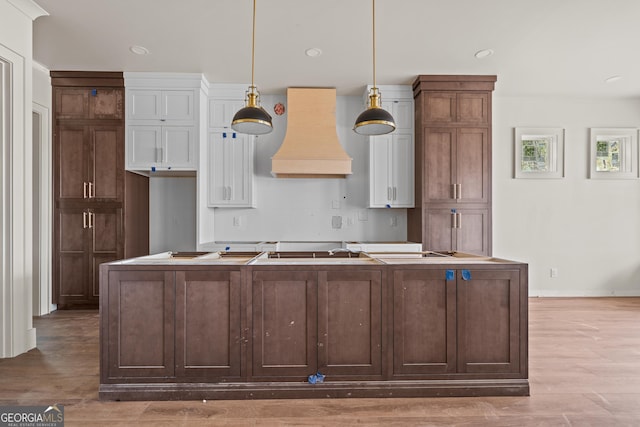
128;89;195;123
209;98;245;129
369;133;414;208
208;131;255;207
124;73;205;172
127;126;196;170
367;85;415;208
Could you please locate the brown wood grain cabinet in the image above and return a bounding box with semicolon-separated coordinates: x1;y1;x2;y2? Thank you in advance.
104;270;175;379
175;270;243;380
52;71;149;308
99;258;528;400
251;268;384;381
409;75;496;255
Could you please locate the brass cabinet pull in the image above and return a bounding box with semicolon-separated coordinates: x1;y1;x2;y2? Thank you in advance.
457;184;462;199
88;182;94;198
83;182;88;199
457;212;462;228
452;183;457;199
88;212;94;229
451;211;457;229
83;211;88;229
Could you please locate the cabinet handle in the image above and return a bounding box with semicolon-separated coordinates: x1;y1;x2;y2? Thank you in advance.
451;212;457;229
393;187;397;201
83;211;88;229
457;184;462;199
89;182;94;198
387;187;392;201
83;182;88;199
226;186;232;200
160;147;165;163
457;212;462;229
88;212;94;229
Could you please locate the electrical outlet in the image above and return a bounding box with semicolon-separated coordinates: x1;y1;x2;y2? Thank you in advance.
550;268;558;278
233;216;241;227
331;216;342;229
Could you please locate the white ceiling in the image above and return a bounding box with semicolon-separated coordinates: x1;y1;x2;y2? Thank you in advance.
32;0;640;97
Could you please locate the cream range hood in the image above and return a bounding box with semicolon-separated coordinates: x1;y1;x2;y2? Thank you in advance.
271;87;352;178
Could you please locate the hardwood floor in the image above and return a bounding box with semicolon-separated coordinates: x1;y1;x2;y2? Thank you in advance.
1;298;640;426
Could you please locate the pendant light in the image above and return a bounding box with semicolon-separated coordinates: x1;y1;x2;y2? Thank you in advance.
231;0;273;135
353;0;396;136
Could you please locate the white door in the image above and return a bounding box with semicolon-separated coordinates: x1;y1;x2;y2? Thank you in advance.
162;126;195;168
128;126;161;168
369;135;393;207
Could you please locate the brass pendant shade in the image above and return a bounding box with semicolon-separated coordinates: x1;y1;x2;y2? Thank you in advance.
231;0;273;135
353;0;396;136
354;87;396;135
232;87;273;135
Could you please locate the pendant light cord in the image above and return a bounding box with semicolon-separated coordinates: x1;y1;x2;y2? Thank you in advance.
251;0;257;88
372;0;376;88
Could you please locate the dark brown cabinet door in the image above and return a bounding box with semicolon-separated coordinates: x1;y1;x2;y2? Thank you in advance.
55;207;122;307
423;127;489;205
392;268;456;376
54;87;123;120
421;92;489;125
251;270;318;379
56;125;89;201
55;208;89;302
175;269;242;379
317;270;383;379
426;208;489;255
457;269;521;374
105;270;175;379
456;127;489;205
55;124;123;203
89;125;124;202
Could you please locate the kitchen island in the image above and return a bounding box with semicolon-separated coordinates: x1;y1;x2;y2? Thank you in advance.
99;251;528;400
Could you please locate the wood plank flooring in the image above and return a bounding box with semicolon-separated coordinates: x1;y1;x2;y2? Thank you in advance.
1;298;640;426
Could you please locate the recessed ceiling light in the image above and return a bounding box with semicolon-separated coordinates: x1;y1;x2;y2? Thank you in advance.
305;48;322;58
474;49;494;59
605;75;622;83
129;45;150;55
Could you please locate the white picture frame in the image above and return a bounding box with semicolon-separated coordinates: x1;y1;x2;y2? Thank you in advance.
514;127;564;179
589;128;638;179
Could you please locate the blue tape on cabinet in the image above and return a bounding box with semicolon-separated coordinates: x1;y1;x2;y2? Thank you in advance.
462;269;472;281
446;270;454;281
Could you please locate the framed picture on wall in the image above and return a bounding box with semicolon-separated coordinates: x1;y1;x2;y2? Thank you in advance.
514;127;564;179
589;128;638;179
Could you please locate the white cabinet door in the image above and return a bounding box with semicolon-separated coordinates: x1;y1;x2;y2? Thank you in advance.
381;100;413;132
127;125;196;170
209;99;245;129
162;90;194;122
128;89;194;122
127;126;162;168
369;134;393;207
368;133;414;208
391;133;415;207
129;90;161;120
208;131;254;207
162;126;196;168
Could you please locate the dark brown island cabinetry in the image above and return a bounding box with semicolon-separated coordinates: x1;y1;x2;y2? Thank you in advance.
52;71;149;308
99;254;528;400
251;268;384;381
409;75;496;255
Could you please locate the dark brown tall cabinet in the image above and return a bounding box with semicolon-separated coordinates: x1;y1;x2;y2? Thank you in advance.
52;71;149;308
408;75;497;255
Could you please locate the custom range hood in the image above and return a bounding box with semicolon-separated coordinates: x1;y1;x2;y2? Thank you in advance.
271;88;352;178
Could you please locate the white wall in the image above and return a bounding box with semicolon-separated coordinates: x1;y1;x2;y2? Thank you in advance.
493;95;640;296
211;94;407;242
0;0;47;358
149;177;197;253
32;63;52;315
